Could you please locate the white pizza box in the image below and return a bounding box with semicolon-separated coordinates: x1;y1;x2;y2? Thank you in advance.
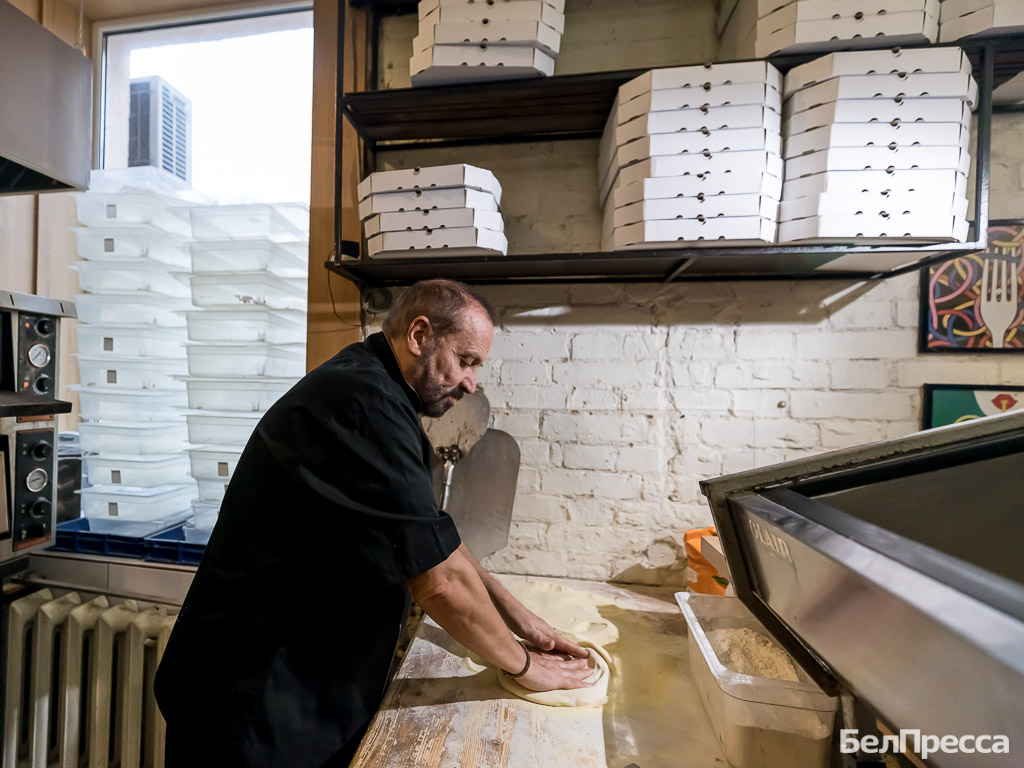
357;164;502;203
419;0;565;20
760;0;937;32
600;128;782;189
614;104;781;147
780;191;968;220
937;0;1009;22
616;82;782;125
602;150;784;206
939;2;1024;40
613;194;780;230
610;217;777;249
783;121;970;159
783;72;978;119
358;187;499;220
410;45;555;85
611;172;784;208
364;208;505;237
778;212;968;242
618;62;781;105
413;18;562;56
367;227;508;258
781;167;968;200
419;1;566;33
782;96;972;135
783;46;971;95
786;144;970;177
756;10;939;58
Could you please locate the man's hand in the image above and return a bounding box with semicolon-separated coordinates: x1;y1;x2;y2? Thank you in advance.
503;603;589;659
512;648;595;693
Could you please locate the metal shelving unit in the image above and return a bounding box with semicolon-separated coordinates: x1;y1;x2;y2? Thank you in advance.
335;4;1024;287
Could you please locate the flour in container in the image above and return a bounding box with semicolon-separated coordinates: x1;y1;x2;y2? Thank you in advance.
707;627;799;681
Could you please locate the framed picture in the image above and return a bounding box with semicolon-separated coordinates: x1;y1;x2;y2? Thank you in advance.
922;384;1024;429
920;220;1024;352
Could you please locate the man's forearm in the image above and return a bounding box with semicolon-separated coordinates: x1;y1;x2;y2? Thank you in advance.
455;543;521;624
408;547;526;674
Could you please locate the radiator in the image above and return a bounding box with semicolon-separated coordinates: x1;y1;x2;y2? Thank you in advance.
2;589;177;768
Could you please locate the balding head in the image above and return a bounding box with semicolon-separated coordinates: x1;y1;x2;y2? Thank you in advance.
383;280;496;416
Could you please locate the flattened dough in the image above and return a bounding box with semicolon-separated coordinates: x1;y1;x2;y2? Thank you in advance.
497;643;613;707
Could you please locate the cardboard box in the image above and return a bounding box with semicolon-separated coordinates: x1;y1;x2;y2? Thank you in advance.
357;164;502;202
613;194;780;230
602;128;782;187
783;46;971;95
939;1;1024;40
781;167;968;200
610;216;777;249
938;0;1015;22
363;207;505;237
782;96;972;135
604;150;784;205
786;144;971;177
614;104;782;147
761;0;937;30
618;61;782;105
410;44;556;84
366;226;508;258
616;82;783;125
756;10;939;58
780;191;968;220
419;1;566;33
783;72;978;119
413;18;562;56
419;0;565;20
778;212;968;242
611;172;784;208
357;187;499;220
783;121;970;159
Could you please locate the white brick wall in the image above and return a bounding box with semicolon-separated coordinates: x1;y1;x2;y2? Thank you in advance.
372;17;1024;586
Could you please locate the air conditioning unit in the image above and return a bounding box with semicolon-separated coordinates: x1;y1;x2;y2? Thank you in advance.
128;76;192;184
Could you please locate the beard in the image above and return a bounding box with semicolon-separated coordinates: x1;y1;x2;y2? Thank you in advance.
411;345;466;417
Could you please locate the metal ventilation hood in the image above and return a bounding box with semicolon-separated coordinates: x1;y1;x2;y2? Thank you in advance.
0;1;91;195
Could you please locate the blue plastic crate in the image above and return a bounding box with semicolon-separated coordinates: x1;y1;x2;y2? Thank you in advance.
144;525;207;566
51;518;148;558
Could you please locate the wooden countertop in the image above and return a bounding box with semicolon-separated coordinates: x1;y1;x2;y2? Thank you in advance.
351;576;728;768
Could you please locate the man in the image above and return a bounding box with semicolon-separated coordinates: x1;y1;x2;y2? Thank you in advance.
155;279;593;768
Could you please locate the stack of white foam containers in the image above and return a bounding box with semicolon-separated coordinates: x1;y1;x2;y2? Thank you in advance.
410;0;564;85
939;0;1024;39
778;47;976;243
71;168;202;535
182;203;309;543
358;164;507;258
599;62;783;250
719;0;939;60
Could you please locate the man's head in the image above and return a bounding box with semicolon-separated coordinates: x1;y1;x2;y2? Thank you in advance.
382;279;496;417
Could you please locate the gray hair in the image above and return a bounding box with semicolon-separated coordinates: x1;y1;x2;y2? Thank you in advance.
382;279;496;340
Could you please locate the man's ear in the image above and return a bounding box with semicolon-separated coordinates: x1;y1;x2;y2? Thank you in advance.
406;316;432;357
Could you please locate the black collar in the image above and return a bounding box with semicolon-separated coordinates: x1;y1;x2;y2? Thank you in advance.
366;332;422;412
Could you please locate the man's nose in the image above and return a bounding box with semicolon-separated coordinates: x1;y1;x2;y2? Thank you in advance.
462;369;477;394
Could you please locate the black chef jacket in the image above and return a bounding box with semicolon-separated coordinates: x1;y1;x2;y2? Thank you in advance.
154;332;462;768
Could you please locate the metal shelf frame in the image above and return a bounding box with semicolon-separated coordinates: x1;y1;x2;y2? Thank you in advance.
335;5;1019;287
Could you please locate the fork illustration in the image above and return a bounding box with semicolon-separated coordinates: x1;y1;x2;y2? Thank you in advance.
978;257;1019;349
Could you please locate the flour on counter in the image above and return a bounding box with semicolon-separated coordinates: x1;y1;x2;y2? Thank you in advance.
707;627;799;682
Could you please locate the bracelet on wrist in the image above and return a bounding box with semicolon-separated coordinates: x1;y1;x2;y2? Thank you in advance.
508;641;531;679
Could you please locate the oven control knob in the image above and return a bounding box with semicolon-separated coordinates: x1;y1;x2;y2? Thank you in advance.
28;499;51;519
36;318;55;336
31;442;52;460
33;375;52;394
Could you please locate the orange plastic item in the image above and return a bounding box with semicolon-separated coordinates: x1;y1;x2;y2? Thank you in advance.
684;526;728;596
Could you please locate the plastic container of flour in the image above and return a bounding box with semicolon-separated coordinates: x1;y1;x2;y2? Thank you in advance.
676;593;837;768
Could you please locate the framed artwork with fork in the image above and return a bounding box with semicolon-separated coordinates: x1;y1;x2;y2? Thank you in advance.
920;220;1024;352
923;383;1024;429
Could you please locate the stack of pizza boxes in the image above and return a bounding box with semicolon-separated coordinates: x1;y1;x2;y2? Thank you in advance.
358;164;507;258
410;0;564;85
720;0;939;60
778;47;976;243
599;62;783;250
939;0;1024;40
